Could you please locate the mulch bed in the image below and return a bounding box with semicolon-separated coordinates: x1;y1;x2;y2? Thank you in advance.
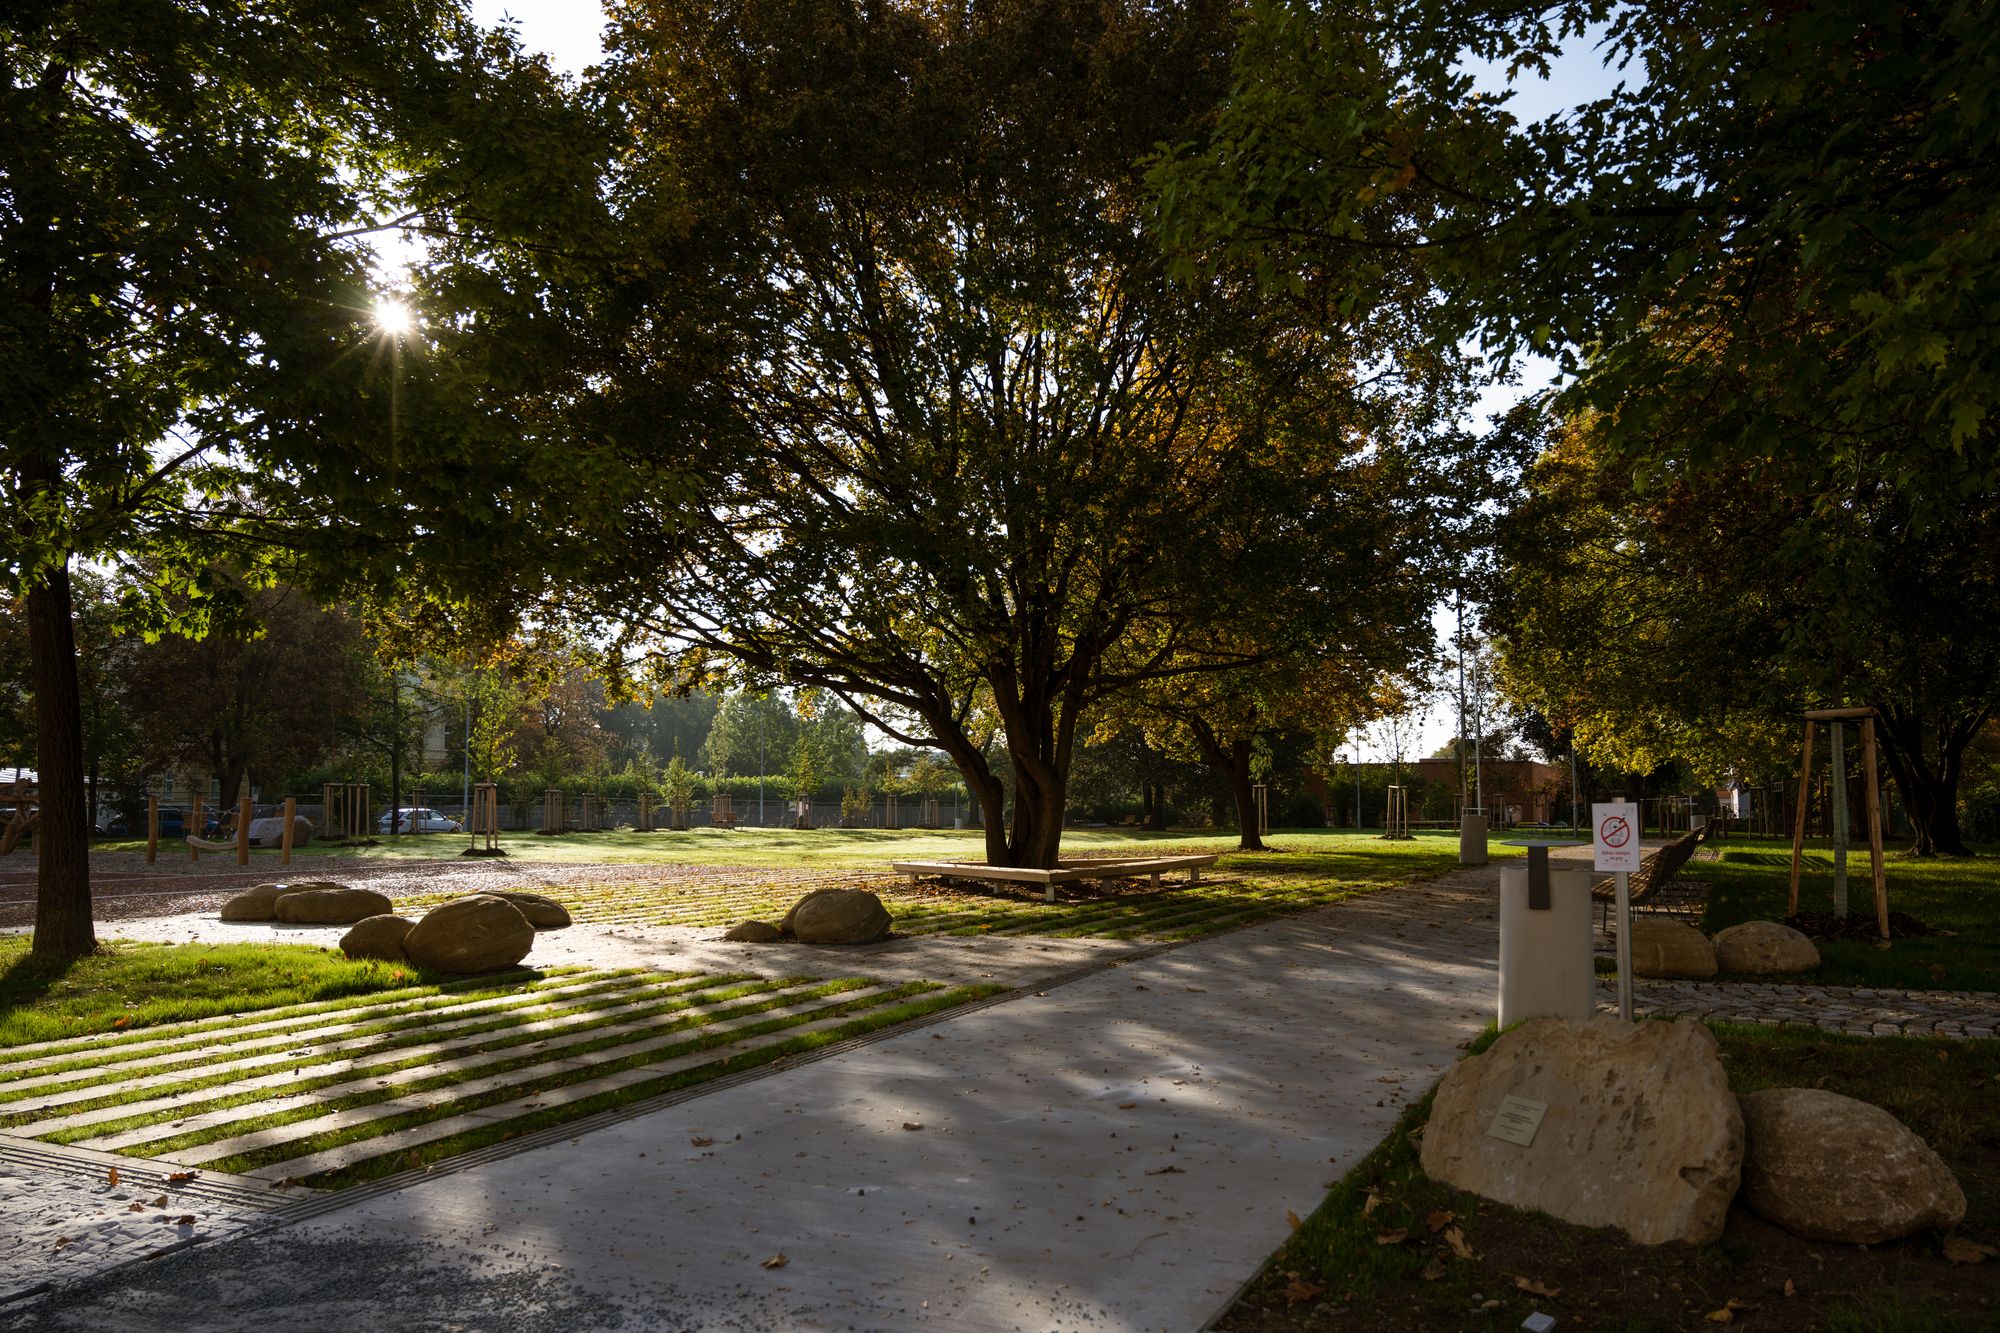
1786;910;1934;941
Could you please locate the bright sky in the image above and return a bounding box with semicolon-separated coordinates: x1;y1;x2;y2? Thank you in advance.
468;1;1624;764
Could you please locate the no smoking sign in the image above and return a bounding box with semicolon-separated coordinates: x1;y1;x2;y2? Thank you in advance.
1593;802;1641;872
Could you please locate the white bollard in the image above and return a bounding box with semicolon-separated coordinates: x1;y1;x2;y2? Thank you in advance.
1497;862;1595;1027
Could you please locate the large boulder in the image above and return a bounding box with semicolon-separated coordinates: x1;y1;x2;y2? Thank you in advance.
1739;1088;1966;1244
1421;1016;1742;1246
479;890;571;930
339;914;415;962
779;888;846;935
1714;921;1820;975
1628;918;1719;979
404;894;535;974
272;886;394;926
786;888;892;945
723;919;783;943
220;880;345;922
246;815;315;847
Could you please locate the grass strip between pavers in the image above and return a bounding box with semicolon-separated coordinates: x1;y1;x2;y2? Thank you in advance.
27;975;822;1144
0;963;600;1060
0;971;686;1093
294;981;1003;1190
2;973;746;1121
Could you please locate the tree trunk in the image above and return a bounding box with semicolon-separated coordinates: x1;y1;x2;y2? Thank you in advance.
1184;717;1262;852
1874;707;1978;856
388;675;402;836
28;561;96;958
1144;781;1168;832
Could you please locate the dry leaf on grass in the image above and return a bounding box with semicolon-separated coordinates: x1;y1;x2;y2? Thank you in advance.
760;1253;788;1269
1443;1226;1475;1261
1373;1229;1409;1246
1281;1276;1326;1305
1943;1236;1998;1265
1361;1190;1385;1217
1424;1209;1455;1233
1782;1279;1797;1297
1285;1209;1303;1231
1420;1257;1449;1281
1514;1276;1561;1298
1704;1298;1754;1324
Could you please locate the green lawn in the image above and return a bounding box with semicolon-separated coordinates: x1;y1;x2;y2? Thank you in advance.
394;831;1503;942
90;824;1471;869
1224;1022;2000;1332
0;936;510;1046
1700;834;2000;992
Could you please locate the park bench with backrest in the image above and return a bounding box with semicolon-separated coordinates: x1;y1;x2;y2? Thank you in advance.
1590;824;1715;928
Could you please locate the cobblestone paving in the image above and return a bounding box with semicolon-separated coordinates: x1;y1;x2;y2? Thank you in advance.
1597;976;2000;1037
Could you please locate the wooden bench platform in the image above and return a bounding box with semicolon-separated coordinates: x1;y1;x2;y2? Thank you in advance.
889;855;1222;903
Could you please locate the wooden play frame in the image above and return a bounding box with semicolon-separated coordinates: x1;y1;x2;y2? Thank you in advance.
1788;705;1889;942
889;854;1222;904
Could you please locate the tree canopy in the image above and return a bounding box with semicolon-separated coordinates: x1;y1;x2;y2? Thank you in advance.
563;0;1465;867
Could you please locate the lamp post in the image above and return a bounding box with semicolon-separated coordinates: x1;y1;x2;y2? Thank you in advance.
375;295;415;836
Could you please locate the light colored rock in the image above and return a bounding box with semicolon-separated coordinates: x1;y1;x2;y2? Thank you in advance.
246;815;314;847
219;880;347;922
219;883;291;922
1420;1016;1742;1246
787;889;892;945
403;895;534;974
1714;921;1819;975
271;886;394;926
723;920;784;943
1628;918;1718;979
1739;1088;1966;1244
479;890;571;929
339;915;415;962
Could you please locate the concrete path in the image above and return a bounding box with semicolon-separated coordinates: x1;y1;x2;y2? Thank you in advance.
4;869;1502;1332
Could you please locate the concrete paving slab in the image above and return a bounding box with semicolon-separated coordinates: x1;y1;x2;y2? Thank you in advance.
3;869;1504;1332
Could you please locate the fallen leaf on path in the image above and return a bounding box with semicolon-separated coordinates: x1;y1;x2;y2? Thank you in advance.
1443;1226;1475;1260
127;1202;145;1213
690;1137;714;1147
1285;1210;1303;1231
174;1215;195;1226
1144;1165;1184;1176
760;1253;788;1269
1184;987;1207;993
1943;1236;1998;1264
1281;1276;1326;1305
150;1196;167;1208
901;1122;923;1131
166;1172;197;1184
1704;1298;1754;1324
1514;1276;1561;1298
1118;1102;1136;1109
106;1168;119;1187
1373;1229;1408;1246
1782;1278;1797;1297
1424;1209;1455;1233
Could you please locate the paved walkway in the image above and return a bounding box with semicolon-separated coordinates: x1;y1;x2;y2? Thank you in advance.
3;868;1503;1331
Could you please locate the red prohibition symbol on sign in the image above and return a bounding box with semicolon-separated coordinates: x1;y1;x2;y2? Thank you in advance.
1600;815;1632;849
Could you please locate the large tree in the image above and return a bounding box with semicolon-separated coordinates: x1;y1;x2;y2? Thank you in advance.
1496;409;2000;855
2;2;600;953
576;0;1463;867
1155;0;2000;511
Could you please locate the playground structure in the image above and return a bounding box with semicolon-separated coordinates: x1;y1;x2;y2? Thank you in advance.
1788;706;1889;942
1251;783;1269;839
1380;784;1412;840
0;774;37;857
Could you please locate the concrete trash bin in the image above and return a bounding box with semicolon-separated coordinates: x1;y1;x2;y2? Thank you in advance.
1497;861;1595;1026
1459;812;1489;866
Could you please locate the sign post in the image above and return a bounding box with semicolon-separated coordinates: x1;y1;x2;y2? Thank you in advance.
1593;801;1641;1021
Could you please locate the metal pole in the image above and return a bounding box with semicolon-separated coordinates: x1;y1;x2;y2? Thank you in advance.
1615;870;1633;1022
1569;750;1579;834
462;687;471;830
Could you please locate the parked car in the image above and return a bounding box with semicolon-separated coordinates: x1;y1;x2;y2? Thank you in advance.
155;806;188;839
377;807;462;834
